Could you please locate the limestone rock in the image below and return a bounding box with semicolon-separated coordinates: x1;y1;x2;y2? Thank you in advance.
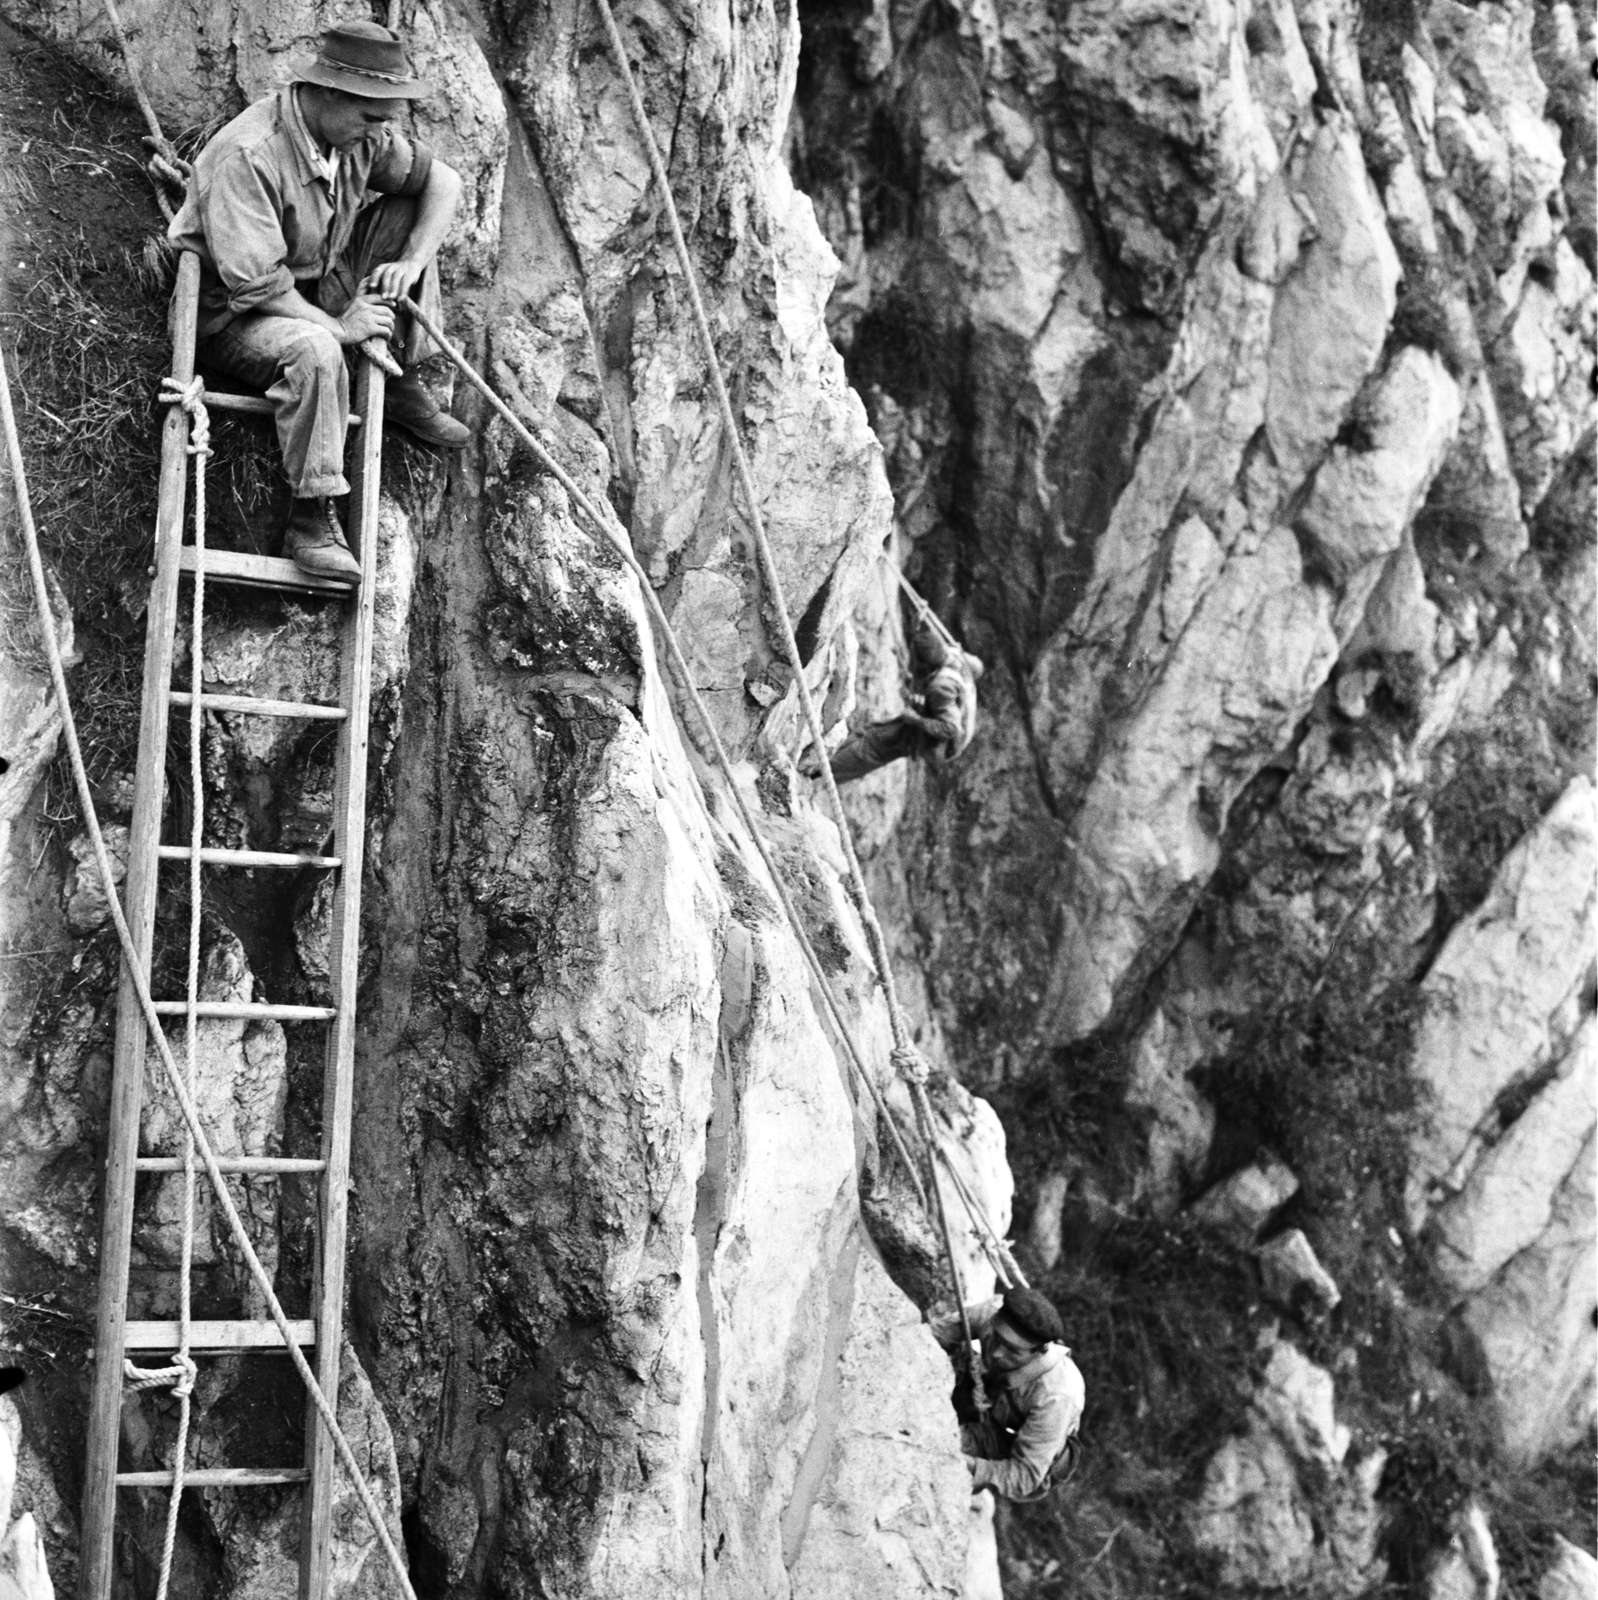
0;1420;13;1542
786;1245;972;1599
962;1496;1001;1600
1189;1424;1315;1589
212;1343;404;1600
1294;347;1462;597
0;644;65;833
1427;1501;1500;1600
1252;1341;1350;1469
1038;524;1340;1040
1539;1537;1598;1600
1189;1150;1299;1247
1408;775;1598;1225
0;1513;52;1600
60;825;128;934
1460;1127;1596;1465
1258;1228;1341;1313
1320;1448;1389;1595
1024;1172;1069;1271
135;932;288;1314
1431;1016;1597;1295
1126;1005;1216;1216
1265;119;1401;492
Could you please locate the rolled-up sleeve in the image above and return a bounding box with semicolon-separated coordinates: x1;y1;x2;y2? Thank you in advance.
367;128;434;197
199;152;295;315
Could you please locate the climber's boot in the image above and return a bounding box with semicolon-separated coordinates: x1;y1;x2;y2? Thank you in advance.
385;372;471;450
283;497;362;583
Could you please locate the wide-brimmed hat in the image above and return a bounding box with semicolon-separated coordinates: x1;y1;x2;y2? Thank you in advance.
295;21;432;100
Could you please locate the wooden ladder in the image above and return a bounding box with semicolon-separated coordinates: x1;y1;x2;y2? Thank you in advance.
80;250;387;1600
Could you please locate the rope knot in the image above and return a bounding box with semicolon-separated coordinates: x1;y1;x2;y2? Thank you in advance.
123;1349;198;1398
890;1045;932;1086
159;375;211;460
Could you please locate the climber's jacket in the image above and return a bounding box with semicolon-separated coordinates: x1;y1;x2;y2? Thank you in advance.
933;1296;1085;1500
913;654;978;761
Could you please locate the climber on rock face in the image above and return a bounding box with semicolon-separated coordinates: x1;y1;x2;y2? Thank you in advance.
802;620;983;784
932;1287;1085;1501
168;21;472;582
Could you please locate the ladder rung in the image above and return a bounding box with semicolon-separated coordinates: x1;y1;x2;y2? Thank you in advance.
170;691;348;722
157;846;340;869
150;1001;338;1021
115;1467;311;1488
123;1319;316;1351
178;548;355;595
201;392;360;428
136;1156;326;1174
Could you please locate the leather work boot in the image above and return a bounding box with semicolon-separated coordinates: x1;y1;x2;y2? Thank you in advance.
283;497;362;582
385;372;471;449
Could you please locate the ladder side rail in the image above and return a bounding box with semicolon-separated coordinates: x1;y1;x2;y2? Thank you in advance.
300;357;386;1600
81;247;202;1600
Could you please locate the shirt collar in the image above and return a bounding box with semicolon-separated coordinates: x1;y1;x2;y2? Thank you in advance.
1002;1342;1065;1390
283;85;340;190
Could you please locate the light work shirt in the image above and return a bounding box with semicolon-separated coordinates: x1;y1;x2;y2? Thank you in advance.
169;85;433;337
934;1296;1086;1499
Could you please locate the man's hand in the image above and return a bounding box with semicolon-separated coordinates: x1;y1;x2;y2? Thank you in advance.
361;259;426;304
336;294;397;346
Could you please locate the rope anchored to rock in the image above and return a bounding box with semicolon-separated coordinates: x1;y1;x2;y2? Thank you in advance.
590;0;990;1405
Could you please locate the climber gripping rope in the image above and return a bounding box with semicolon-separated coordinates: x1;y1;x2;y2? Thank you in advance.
168;21;472;581
933;1287;1085;1501
802;617;984;784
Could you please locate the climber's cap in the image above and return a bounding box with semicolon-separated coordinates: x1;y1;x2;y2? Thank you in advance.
998;1286;1065;1347
296;21;433;100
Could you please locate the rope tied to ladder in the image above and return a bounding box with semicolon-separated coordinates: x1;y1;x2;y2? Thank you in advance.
121;1352;197;1397
160;375;212;462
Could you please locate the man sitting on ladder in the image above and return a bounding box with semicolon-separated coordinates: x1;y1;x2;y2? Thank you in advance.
802;615;984;784
168;20;471;581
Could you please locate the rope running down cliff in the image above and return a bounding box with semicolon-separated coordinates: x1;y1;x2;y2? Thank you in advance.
420;312;1030;1307
1;343;420;1600
597;0;985;1376
404;302;926;1206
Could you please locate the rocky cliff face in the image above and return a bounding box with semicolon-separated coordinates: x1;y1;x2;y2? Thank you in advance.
0;0;1592;1594
790;0;1594;1586
0;1;1003;1596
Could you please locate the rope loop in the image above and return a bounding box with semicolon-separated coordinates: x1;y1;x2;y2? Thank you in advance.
123;1351;197;1399
890;1044;932;1086
159;375;211;461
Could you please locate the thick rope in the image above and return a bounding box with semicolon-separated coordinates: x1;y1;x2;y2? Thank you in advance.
591;0;914;1049
589;0;984;1396
2;345;418;1600
932;1137;1025;1292
408;317;925;1204
98;0;183;223
877;548;964;659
